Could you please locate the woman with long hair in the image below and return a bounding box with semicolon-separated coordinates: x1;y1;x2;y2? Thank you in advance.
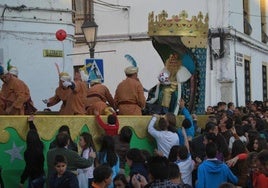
49;125;78;152
19;115;45;188
230;140;248;187
96;135;120;188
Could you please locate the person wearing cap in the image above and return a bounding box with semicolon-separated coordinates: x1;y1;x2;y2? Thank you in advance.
85;78;115;115
0;65;32;115
42;72;72;115
114;66;146;115
8;65;37;114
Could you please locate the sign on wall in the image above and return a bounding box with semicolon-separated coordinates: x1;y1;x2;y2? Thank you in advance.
235;52;244;67
43;49;63;57
85;59;104;83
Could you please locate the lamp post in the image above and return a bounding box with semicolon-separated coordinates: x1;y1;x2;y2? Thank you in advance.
81;21;98;58
81;0;98;58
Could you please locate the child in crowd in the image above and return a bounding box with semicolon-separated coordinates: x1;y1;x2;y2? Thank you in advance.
95;109;119;136
113;174;129;188
196;143;238;188
168;127;195;186
114;126;133;173
168;163;192;188
78;132;96;188
177;99;195;145
126;148;148;187
92;165;113;188
147;114;180;157
49;155;79;188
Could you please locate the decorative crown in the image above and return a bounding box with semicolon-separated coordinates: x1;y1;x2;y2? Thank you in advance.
148;10;209;48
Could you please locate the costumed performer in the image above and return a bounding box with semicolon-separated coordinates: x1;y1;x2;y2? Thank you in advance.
0;64;35;115
42;72;72;115
85;69;115;115
146;52;193;115
114;55;146;115
63;71;87;115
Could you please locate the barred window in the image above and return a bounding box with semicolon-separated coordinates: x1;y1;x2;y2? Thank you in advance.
72;0;85;35
244;59;251;103
263;65;267;101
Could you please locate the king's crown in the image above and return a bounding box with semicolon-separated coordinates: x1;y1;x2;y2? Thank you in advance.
148;10;208;38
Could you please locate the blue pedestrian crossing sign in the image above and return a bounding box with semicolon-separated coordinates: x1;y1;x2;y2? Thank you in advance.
85;59;104;83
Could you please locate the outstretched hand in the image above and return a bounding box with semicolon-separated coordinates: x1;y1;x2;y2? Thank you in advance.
226;156;238;167
89;150;96;159
94;110;99;115
42;99;48;104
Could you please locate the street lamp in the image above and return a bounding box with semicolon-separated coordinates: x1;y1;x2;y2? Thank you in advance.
81;20;98;58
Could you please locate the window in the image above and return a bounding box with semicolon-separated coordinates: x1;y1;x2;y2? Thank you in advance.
243;0;252;35
72;0;95;43
244;59;251;103
263;65;268;101
72;0;85;35
261;0;268;43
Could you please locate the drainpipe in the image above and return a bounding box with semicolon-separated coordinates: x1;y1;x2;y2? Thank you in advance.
233;29;239;107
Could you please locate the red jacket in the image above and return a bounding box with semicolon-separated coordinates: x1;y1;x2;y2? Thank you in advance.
253;171;268;188
95;113;119;136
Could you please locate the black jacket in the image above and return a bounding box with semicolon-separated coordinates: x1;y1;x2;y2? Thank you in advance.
49;171;79;188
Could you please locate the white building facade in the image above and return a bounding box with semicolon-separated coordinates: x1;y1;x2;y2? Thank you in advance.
0;0;74;111
0;0;267;113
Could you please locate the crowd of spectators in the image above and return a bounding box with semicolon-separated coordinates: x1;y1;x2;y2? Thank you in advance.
13;99;268;188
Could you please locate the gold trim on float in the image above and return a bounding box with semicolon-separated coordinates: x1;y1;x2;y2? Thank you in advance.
0;115;209;143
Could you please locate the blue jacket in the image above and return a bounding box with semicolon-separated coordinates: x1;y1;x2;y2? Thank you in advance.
177;107;195;145
196;159;238;188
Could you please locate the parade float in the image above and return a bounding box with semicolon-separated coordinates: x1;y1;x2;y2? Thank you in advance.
0;10;209;187
147;10;208;114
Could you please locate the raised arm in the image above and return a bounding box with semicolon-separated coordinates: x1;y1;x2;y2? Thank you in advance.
28;115;37;131
182;127;190;152
147;114;159;137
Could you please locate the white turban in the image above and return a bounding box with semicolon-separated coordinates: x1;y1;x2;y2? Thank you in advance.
9;66;18;76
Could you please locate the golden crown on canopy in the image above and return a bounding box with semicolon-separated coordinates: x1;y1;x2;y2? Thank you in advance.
148;10;208;37
148;10;209;48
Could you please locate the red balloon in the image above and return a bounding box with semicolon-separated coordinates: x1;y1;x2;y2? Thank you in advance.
56;29;67;41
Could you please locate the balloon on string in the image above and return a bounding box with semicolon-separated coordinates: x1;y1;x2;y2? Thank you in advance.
55;29;67;41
